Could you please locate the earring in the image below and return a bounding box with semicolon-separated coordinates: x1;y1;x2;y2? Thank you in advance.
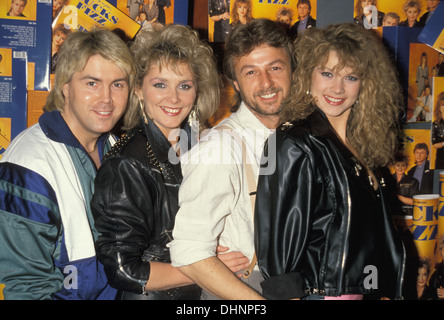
188;105;199;127
354;100;359;106
139;98;149;124
306;90;311;96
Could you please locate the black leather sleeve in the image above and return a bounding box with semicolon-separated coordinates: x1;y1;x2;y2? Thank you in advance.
254;131;321;299
91;156;155;294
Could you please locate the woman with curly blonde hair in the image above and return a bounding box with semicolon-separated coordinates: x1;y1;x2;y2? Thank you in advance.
280;22;403;168
255;23;406;300
230;0;252;27
92;24;246;300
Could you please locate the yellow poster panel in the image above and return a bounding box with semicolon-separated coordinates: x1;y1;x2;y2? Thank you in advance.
433;30;444;55
0;48;12;77
0;118;12;161
249;0;315;22
54;0;141;39
0;0;37;21
209;0;316;42
355;0;430;24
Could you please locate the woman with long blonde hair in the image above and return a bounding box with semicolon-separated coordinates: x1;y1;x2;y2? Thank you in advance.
255;23;405;300
230;0;252;26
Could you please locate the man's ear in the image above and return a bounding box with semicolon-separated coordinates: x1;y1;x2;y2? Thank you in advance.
232;80;240;93
62;83;69;99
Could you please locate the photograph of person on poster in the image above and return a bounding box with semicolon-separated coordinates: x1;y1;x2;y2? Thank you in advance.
392;151;419;215
399;0;422;27
382;12;400;27
230;0;252;27
418;0;440;27
407;143;434;194
275;7;294;36
429;235;444;300
276;7;293;26
209;0;230;42
127;0;143;19
156;0;170;24
416;52;430;98
52;0;68;20
7;0;26;17
409;85;433;122
51;24;71;74
416;259;434;300
436;53;444;77
289;0;316;39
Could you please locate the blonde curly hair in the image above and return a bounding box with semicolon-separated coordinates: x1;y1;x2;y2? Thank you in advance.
281;23;404;169
125;24;220;133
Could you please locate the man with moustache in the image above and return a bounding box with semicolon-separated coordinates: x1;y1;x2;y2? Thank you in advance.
0;29;134;300
169;19;294;300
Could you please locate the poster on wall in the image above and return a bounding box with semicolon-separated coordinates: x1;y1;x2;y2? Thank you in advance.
52;0;141;40
406;43;442;123
114;0;175;26
0;0;52;91
353;0;439;29
50;0;141;80
417;0;444;54
0;48;27;160
208;0;316;42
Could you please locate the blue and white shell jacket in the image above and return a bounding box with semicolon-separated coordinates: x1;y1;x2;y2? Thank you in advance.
0;111;117;300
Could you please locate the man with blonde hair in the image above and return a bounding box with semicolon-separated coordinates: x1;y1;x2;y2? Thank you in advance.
7;0;27;17
0;28;135;300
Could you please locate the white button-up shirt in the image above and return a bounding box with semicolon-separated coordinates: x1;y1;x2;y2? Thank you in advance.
169;102;273;267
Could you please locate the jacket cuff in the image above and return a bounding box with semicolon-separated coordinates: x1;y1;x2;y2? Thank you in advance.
261;272;306;300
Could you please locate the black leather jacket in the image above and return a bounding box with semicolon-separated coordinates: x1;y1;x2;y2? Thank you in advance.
91;120;201;300
255;109;405;300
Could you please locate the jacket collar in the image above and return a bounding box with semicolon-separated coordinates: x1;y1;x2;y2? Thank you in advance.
141;118;174;164
39;111;111;155
141;119;185;181
141;115;197;164
307;108;358;163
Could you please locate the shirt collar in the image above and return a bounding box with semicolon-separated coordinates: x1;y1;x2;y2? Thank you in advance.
233;102;271;132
